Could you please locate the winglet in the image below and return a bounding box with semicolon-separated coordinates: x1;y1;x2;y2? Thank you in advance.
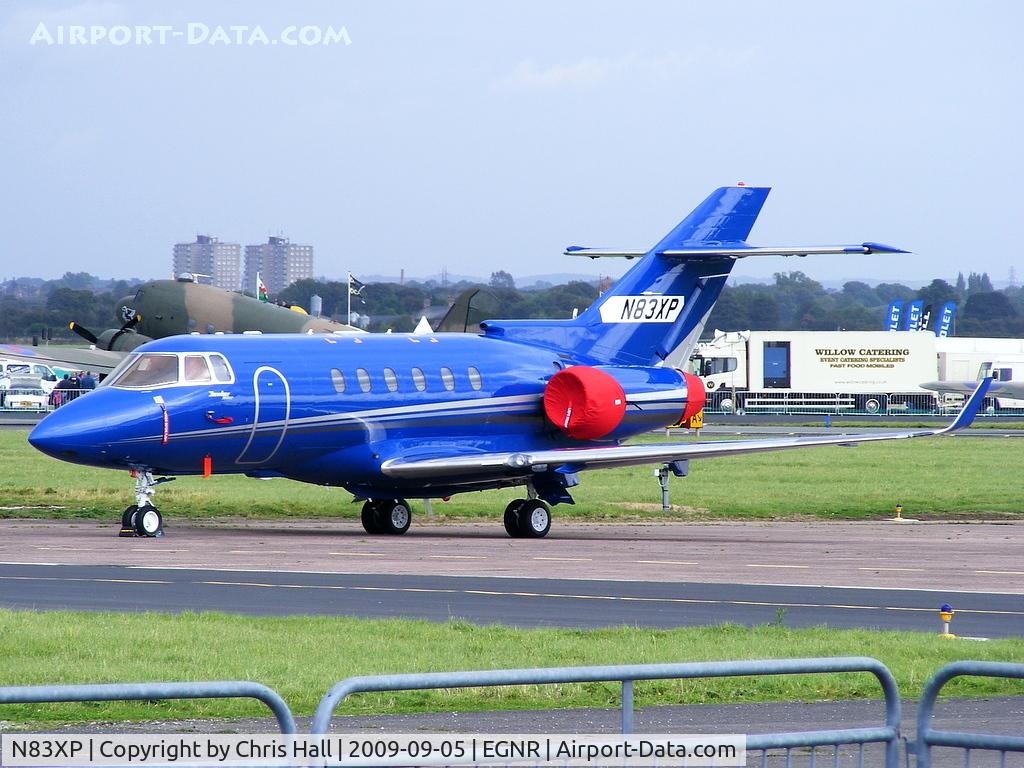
941;377;992;433
861;241;910;254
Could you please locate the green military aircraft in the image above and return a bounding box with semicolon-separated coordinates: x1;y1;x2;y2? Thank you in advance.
1;275;360;374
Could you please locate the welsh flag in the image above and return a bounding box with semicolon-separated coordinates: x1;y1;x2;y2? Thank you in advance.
256;272;269;302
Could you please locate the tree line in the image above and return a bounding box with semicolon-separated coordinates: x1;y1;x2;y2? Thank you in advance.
1;269;1021;341
706;270;1021;336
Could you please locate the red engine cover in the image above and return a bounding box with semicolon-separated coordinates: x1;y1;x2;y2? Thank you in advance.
680;371;706;423
543;366;627;440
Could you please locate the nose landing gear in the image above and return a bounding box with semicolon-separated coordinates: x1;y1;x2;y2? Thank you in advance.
119;471;173;538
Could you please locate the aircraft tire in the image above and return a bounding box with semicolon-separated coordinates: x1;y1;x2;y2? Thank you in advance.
503;500;526;538
119;505;138;537
133;504;163;537
517;499;551;539
361;501;382;534
380;499;412;535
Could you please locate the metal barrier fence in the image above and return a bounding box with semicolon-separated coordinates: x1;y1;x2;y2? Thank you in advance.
0;387;93;412
0;680;297;734
913;661;1024;768
2;660;1023;765
312;656;902;766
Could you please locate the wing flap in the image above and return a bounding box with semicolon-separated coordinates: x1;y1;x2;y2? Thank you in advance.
381;379;990;481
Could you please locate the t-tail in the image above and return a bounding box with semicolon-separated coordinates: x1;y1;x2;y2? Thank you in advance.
481;186;906;366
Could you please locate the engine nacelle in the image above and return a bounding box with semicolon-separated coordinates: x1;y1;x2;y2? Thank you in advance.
543;366;626;440
543;365;705;440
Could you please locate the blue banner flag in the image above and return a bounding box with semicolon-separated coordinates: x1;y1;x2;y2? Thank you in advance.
903;300;924;331
936;301;956;337
885;300;903;331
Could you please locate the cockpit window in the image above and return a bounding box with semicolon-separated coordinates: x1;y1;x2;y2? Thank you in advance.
110;352;234;389
209;354;233;383
113;354;179;388
184;355;212;383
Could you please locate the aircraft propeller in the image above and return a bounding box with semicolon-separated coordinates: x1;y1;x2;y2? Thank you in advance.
68;314;150;352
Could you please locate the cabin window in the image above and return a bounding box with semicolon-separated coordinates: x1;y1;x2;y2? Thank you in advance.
356;368;372;393
184;355;212;383
411;367;426;391
440;366;455;391
468;366;482;390
330;368;346;393
384;367;399;392
209;354;233;383
113;354;179;388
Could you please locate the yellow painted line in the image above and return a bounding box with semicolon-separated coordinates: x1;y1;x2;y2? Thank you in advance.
746;564;811;569
328;552;385;557
636;560;699;566
0;575;170;585
428;555;488;560
195;580;1024;617
532;557;593;562
858;567;927;572
976;570;1024;575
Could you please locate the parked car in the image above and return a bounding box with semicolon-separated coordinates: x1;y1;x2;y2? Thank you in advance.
1;376;48;410
0;359;59;394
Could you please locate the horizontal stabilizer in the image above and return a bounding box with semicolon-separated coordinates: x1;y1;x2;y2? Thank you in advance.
565;242;908;259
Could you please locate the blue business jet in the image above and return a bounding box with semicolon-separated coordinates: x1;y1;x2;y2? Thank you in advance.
28;187;991;538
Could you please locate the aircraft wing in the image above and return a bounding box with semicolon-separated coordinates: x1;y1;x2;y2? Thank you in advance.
0;344;126;374
382;379;991;481
922;379;1024;400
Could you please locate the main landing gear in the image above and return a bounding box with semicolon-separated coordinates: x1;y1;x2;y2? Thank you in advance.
361;498;413;535
358;492;554;539
119;471;173;538
503;498;552;538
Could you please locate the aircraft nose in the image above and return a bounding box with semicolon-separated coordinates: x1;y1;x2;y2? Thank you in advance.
28;396;115;462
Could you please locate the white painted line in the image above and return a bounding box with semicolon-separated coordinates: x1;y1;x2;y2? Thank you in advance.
976;570;1024;575
636;560;699;566
746;564;811;569
857;567;927;572
227;550;289;554
328;552;385;557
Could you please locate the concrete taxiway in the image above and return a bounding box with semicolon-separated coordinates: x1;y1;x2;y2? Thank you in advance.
0;520;1020;636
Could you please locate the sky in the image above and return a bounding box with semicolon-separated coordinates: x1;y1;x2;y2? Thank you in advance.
2;1;1022;287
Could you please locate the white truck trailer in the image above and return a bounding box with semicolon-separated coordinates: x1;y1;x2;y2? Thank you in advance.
690;330;940;414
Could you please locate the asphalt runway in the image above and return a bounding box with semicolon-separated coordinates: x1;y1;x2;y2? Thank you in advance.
1;562;1021;637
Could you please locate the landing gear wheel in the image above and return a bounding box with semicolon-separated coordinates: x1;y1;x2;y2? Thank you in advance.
503;500;526;538
379;499;412;535
361;501;383;534
133;504;163;537
517;499;552;539
119;505;138;537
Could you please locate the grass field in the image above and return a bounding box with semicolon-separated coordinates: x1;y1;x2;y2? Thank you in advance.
0;610;1022;724
0;430;1020;522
